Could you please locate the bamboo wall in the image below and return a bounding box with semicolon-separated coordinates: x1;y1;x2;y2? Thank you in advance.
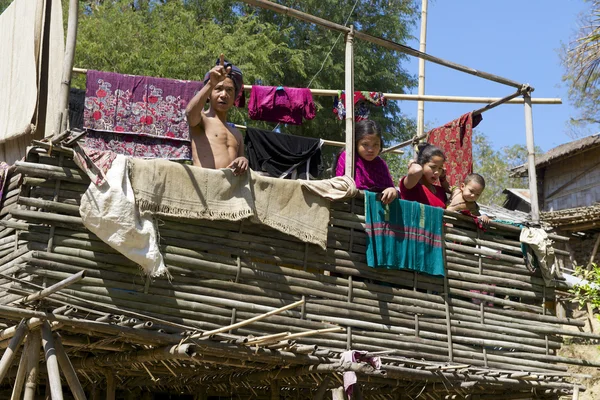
0;145;595;398
542;147;600;212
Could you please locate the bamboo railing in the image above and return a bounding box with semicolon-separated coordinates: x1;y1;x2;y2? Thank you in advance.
0;145;595;399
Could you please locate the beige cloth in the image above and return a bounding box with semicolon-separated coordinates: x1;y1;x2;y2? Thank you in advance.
129;158;254;221
0;0;41;143
129;160;357;249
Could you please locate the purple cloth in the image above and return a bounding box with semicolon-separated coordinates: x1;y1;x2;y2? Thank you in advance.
341;350;381;397
84;70;202;141
248;86;315;125
335;151;394;192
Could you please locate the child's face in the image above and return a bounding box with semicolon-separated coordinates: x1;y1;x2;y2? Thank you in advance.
356;134;381;162
210;78;236;111
422;156;444;185
461;181;484;203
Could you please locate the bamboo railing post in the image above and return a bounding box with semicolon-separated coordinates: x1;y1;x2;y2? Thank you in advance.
0;319;28;384
313;376;331;400
54;335;87;400
42;321;64;400
347;275;353;350
441;239;454;362
344;26;355;178
11;347;28;400
523;90;540;222
416;0;428;138
23;329;42;400
52;0;79;142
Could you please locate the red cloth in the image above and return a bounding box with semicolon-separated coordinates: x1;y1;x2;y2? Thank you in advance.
399;177;447;209
248;86;315;125
427;112;482;187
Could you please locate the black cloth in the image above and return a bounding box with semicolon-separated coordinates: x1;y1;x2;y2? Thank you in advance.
245;127;323;179
68;88;86;130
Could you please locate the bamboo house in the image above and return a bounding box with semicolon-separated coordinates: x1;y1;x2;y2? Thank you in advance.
0;0;597;399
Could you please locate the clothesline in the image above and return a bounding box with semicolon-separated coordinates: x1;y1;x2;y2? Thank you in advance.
71;68;561;105
233;124;405;155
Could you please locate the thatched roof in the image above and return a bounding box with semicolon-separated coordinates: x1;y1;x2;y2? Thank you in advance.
511;133;600;177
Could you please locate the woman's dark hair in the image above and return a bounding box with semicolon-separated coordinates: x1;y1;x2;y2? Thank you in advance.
416;142;445;165
355;119;385;153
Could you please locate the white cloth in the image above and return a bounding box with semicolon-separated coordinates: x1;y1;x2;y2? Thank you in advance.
0;0;42;143
520;227;562;286
79;155;167;277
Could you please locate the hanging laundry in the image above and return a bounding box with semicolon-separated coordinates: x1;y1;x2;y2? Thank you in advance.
84;70;204;141
364;191;445;276
427;112;483;188
81;130;192;161
333;91;387;122
248;86;315;125
520;227;563;286
245;127;323;179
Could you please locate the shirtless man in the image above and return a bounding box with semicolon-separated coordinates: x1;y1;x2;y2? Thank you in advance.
186;54;248;175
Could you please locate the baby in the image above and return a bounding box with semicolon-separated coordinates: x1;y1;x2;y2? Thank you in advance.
447;173;490;224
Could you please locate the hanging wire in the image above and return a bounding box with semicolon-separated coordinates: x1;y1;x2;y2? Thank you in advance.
306;0;360;89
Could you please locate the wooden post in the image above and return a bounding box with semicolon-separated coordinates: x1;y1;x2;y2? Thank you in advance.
105;370;116;400
10;344;28;400
52;0;79;141
523;91;540;222
42;321;64;400
344;26;355;178
54;335;87;400
416;0;428;138
313;376;331;400
270;380;280;400
23;330;42;400
0;319;27;384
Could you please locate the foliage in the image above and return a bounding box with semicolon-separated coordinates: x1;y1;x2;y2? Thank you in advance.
562;0;600;135
0;0;12;14
72;0;419;153
570;263;600;313
472;132;534;206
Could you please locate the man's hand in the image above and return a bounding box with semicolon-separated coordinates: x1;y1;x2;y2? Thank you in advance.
380;187;398;205
227;156;248;175
208;53;232;86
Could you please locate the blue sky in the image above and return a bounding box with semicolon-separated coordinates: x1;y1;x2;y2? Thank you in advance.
402;0;591;152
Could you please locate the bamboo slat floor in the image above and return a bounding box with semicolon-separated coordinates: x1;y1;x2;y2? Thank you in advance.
0;145;596;399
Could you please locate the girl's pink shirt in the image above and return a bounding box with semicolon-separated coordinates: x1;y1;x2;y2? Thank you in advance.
335;151;395;192
399;177;447;209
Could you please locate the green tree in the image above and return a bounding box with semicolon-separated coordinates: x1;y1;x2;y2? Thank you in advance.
472;132;533;206
72;0;419;156
562;0;600;135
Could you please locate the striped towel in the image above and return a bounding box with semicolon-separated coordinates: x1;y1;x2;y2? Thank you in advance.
364;191;445;276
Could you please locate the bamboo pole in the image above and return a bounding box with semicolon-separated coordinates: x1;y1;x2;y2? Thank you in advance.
10;347;28;400
344;26;355;178
0;320;28;384
23;330;42;400
41;321;64;400
52;337;88;400
416;0;428;138
52;0;79;142
20;270;85;304
240;0;524;88
524;91;540;222
70;68;561;105
192;299;305;338
105;369;116;400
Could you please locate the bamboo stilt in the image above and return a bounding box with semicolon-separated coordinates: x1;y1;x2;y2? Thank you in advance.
42;321;64;400
54;335;87;400
23;330;42;400
10;347;28;400
0;319;28;384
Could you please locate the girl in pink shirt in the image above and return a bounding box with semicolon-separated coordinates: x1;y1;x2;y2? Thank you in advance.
399;143;449;208
335;120;397;205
